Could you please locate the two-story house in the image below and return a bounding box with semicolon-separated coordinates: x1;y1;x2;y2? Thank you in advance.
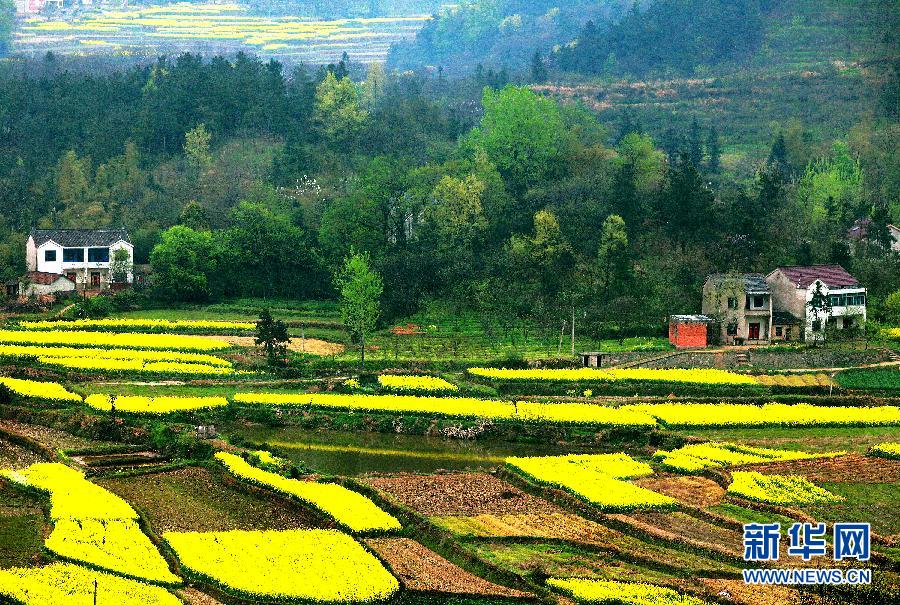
701;273;773;344
765;265;866;342
26;228;134;291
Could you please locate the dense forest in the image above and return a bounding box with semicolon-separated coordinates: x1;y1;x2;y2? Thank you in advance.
0;44;897;337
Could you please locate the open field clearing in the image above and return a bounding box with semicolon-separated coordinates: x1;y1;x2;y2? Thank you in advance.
97;466;320;533
13;3;430;63
632;475;727;508
742;453;900;483
366;472;562;517
364;537;532;598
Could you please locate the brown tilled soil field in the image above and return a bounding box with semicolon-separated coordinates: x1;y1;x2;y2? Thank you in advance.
743;454;900;483
609;511;744;557
633;475;727;507
364;537;532;599
98;466;320;533
366;472;560;516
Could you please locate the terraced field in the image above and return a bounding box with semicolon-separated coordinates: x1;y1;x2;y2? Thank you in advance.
12;3;431;63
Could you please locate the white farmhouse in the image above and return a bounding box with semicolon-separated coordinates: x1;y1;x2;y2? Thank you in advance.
765;265;866;342
26;228;134;291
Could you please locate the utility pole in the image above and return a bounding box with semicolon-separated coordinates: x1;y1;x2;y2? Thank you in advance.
571;306;576;355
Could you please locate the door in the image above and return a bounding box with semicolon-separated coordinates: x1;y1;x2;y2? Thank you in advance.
90;272;101;288
748;323;760;340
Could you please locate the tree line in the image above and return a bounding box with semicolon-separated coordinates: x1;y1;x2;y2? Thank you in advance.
0;52;897;340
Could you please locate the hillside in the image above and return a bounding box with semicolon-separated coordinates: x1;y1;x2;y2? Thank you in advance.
534;0;897;174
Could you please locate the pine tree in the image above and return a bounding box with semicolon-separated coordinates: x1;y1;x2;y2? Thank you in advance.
688;118;703;168
706;125;721;173
530;50;548;84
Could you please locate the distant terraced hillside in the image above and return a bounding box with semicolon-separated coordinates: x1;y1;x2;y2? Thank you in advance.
12;2;431;63
539;0;894;175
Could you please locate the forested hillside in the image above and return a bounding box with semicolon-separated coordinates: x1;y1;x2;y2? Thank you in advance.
388;0;631;72
0;47;896;335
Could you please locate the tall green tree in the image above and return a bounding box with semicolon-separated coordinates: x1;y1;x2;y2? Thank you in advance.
334;250;383;369
469;85;569;198
255;309;290;366
315;72;368;148
149;226;219;302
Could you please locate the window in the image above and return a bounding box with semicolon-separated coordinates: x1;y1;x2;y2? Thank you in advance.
752;295;765;309
44;250;57;262
88;247;110;263
62;248;84;263
843;317;854;329
812;319;822;332
775;326;783;337
727;297;738;309
786;327;793;340
726;323;738;336
66;272;77;283
829;295;845;307
848;293;865;306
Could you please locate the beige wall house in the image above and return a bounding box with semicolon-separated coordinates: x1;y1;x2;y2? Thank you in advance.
766;265;866;343
701;273;773;344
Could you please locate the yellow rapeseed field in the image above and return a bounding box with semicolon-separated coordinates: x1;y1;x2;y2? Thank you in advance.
86;394;229;415
216;452;400;533
468;367;759;385
623;402;900;427
164;528;400;602
0;329;229;351
547;577;706;604
21;318;255;331
654;442;844;473
0;376;82;402
506;453;675;511
377;374;458;392
727;472;844;505
233;392;657;427
0;563;181;605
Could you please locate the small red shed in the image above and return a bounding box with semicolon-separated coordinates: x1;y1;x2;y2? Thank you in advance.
668;315;714;349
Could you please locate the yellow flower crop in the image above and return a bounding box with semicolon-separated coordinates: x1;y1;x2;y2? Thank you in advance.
0;376;82;402
0;329;228;351
2;462;137;520
2;463;177;584
86;394;229;415
547;577;706;604
506;454;675;511
870;442;900;459
0;343;232;365
164;528;399;602
377;374;458;392
38;356;236;376
46;518;180;584
234;392;518;420
515;402;656;426
468;367;758;385
623;403;900;427
727;472;844;505
233;393;656;427
756;373;832;387
0;563;182;605
882;328;900;339
21;318;255;332
654;442;844;474
215;452;400;533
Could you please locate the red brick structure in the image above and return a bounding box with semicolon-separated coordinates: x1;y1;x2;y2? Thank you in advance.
668;315;714;349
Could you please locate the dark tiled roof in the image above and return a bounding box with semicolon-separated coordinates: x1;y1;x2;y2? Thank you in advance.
772;311;801;325
705;273;770;293
24;271;74;285
30;228;130;248
670;314;715;323
772;265;859;289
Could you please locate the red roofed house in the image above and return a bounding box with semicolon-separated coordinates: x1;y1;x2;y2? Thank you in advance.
766;265;866;342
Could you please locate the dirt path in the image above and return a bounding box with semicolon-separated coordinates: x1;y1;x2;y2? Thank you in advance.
206;335;344;356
